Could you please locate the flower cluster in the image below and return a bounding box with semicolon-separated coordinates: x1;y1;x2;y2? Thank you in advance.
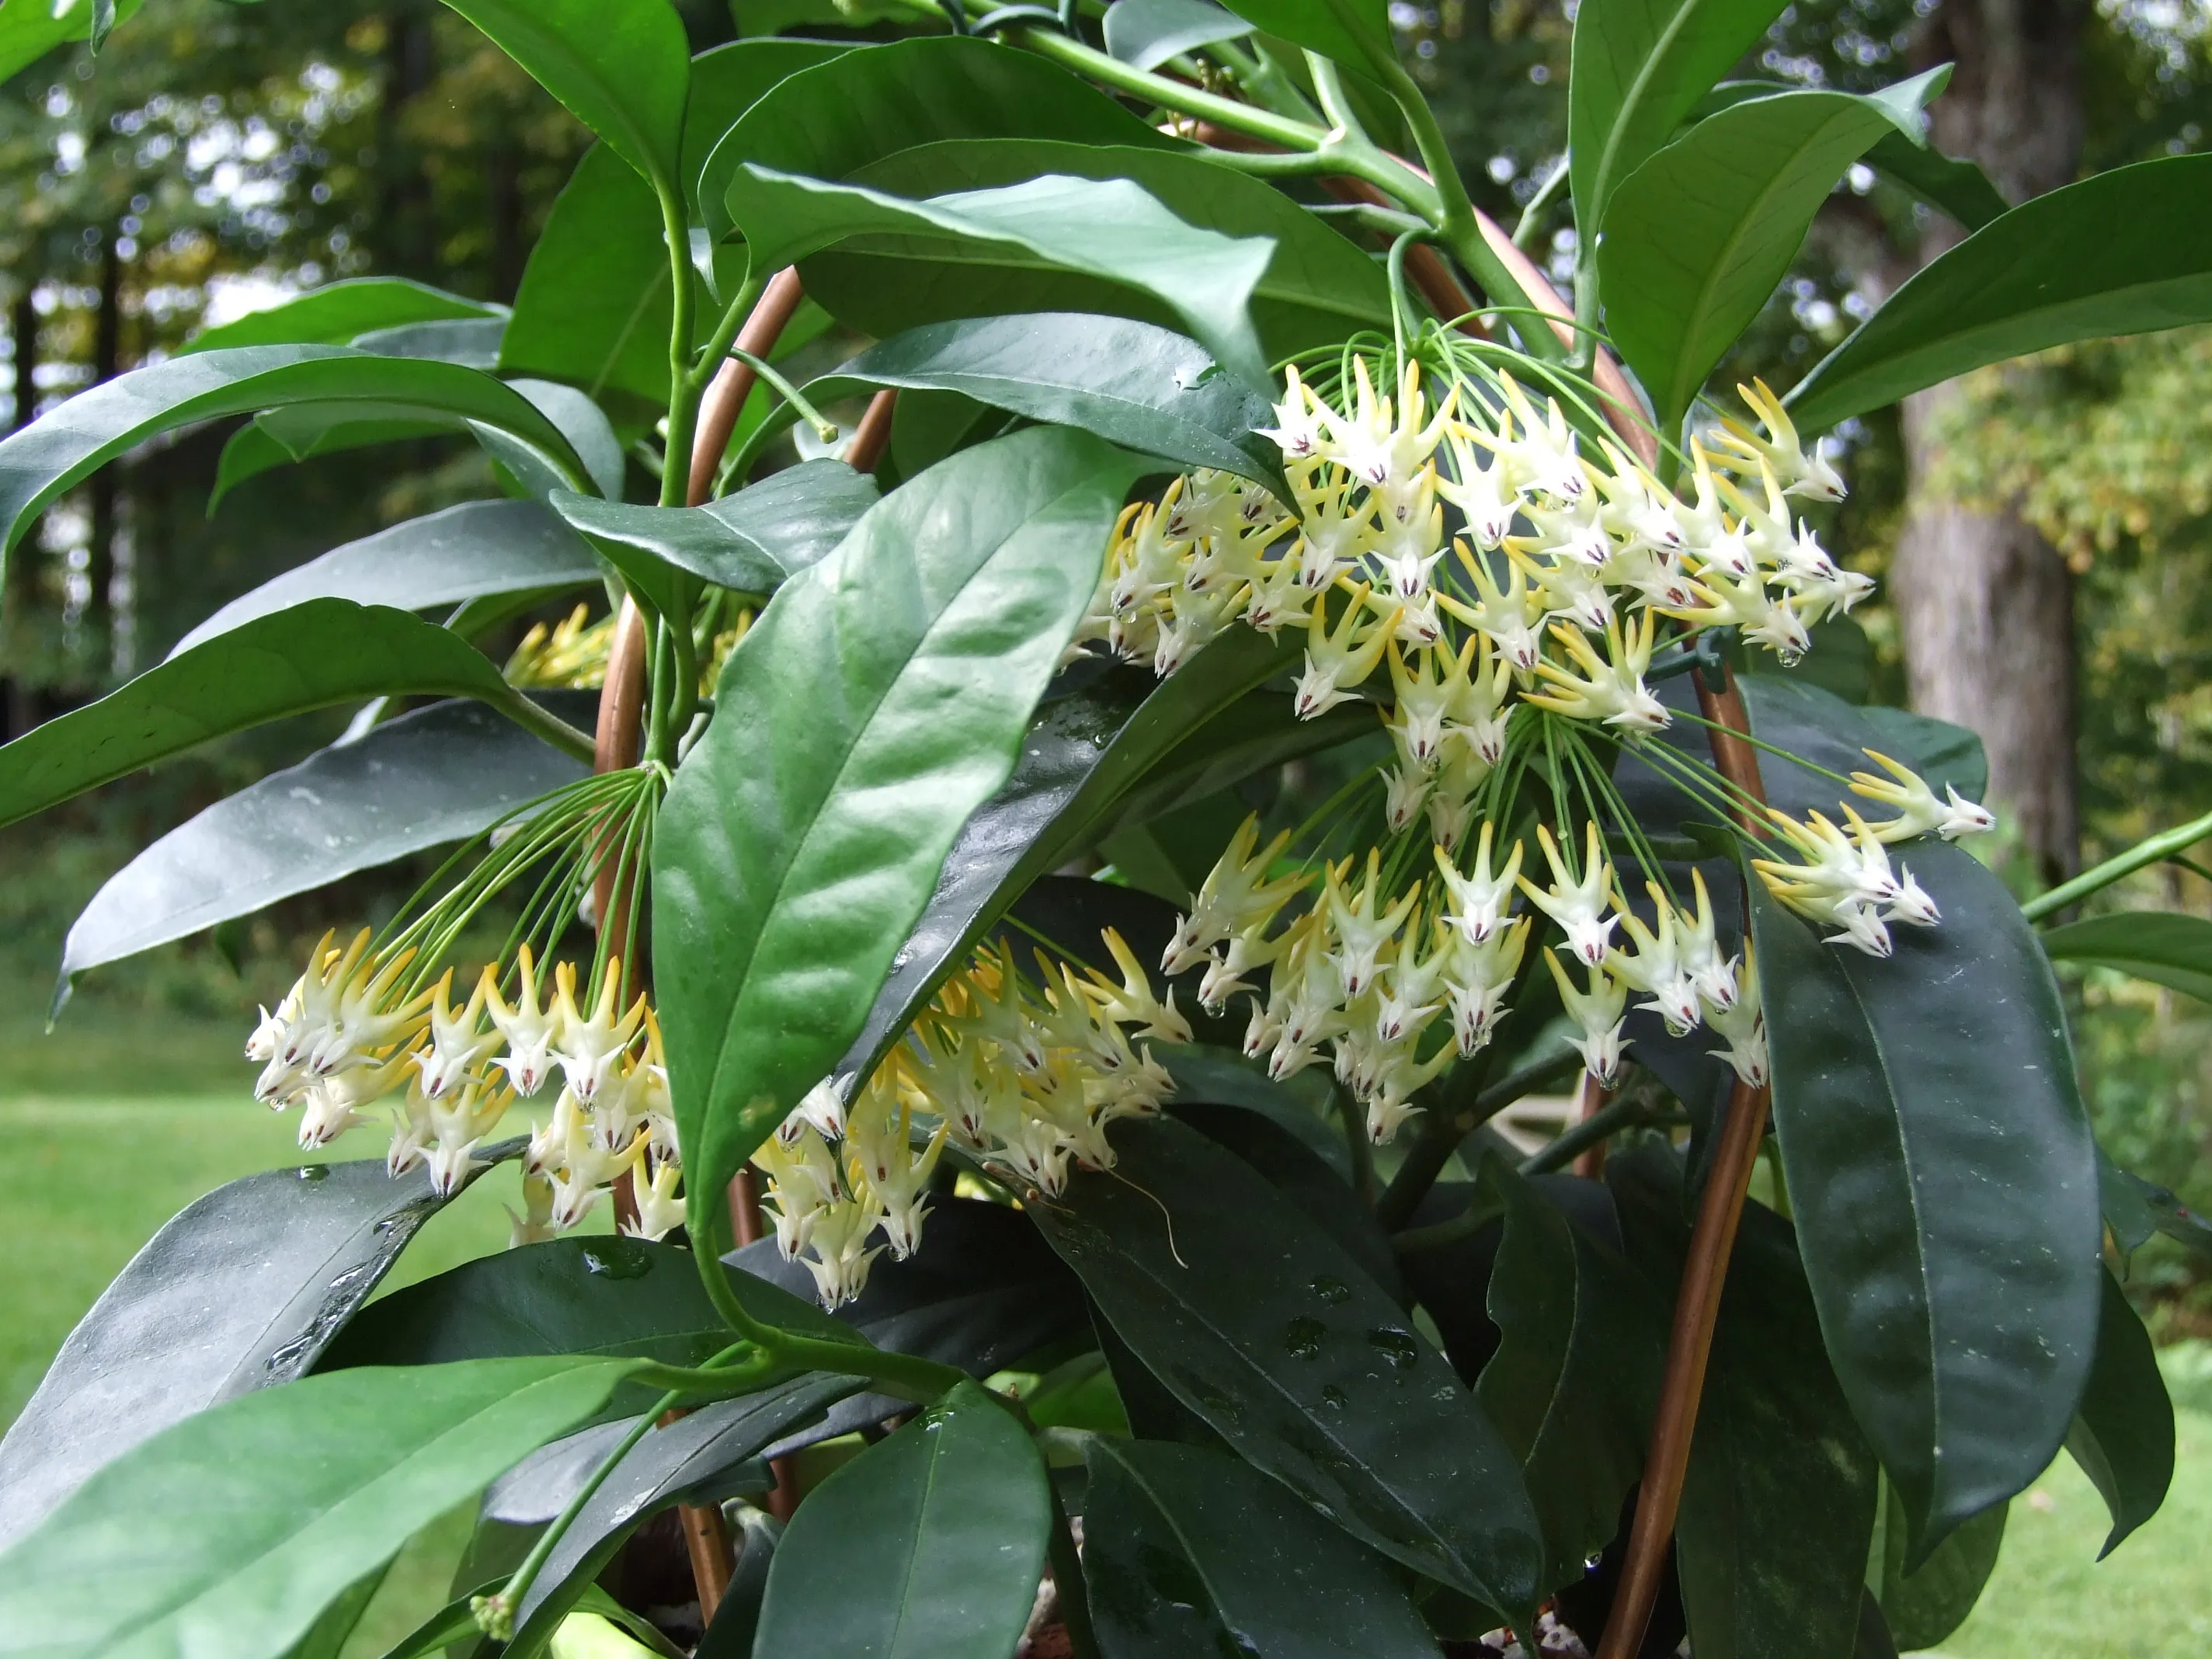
752;933;1188;1306
246;934;683;1240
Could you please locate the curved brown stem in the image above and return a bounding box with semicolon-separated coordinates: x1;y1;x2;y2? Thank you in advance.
689;267;808;505
1595;665;1769;1659
846;388;897;474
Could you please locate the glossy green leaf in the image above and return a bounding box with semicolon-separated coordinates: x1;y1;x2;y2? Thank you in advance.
697;34;1165;245
751;1381;1051;1659
815;138;1391;367
1789;153;2212;430
57;696;590;999
352;315;510;367
0;1146;520;1552
2065;1268;2175;1556
2041;910;2212;1003
318;1236;856;1374
680;37;853;215
0;1356;634;1659
548;459;878;607
1211;0;1389;75
0;346;590;576
1028;1114;1545;1616
1863;130;2009;231
208;411;450;510
1104;0;1257;70
1749;848;2102;1563
1475;1154;1665;1595
837;637;1366;1090
1608;1140;1880;1659
1869;1489;2005;1651
440;0;689;192
1598;75;1940;428
499;146;699;424
1567;0;1793;244
652;426;1150;1241
181;277;502;355
504;377;628;502
731;165;1275;388
1083;1438;1445;1659
798;313;1282;491
173;500;597;655
0;599;556;831
2099;1149;2212;1263
0;0;141;78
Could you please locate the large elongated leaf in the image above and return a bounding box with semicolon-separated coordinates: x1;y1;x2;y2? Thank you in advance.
1104;0;1257;70
653;426;1150;1241
1476;1156;1665;1595
2041;910;2212;1003
697;34;1165;245
751;1381;1052;1659
1608;1141;1880;1659
172;500;598;656
817;139;1391;366
1598;77;1938;428
1567;0;1793;245
1027;1114;1545;1617
440;0;688;192
1864;130;2010;232
1789;153;2212;430
1749;847;2102;1563
0;346;590;575
0;600;538;832
2065;1268;2175;1557
680;38;854;219
1869;1494;2005;1651
182;278;503;355
729;165;1275;388
1211;0;1389;75
0;1356;633;1659
57;697;590;998
548;459;878;606
1083;1438;1445;1659
0;1147;521;1552
2099;1149;2212;1263
798;313;1281;490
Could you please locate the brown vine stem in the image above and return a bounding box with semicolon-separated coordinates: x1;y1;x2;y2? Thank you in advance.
1595;665;1772;1659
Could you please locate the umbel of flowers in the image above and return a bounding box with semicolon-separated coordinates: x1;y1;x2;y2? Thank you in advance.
243;350;1993;1309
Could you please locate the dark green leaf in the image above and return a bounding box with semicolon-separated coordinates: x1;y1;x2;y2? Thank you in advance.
2065;1268;2174;1556
801;313;1282;492
1598;75;1940;428
0;1146;523;1552
815;138;1391;367
548;459;878;606
2041;910;2212;1003
0;600;536;831
1028;1115;1545;1616
1789;153;2212;430
1476;1154;1665;1595
1749;848;2102;1563
0;346;592;573
1083;1438;1445;1659
57;696;590;998
172;500;597;655
317;1236;857;1375
208;409;461;512
440;0;689;191
505;377;628;501
1863;130;2009;231
729;165;1275;388
694;1506;780;1659
697;34;1166;245
1870;1489;2005;1650
1211;0;1389;75
654;427;1150;1240
752;1381;1051;1659
1856;704;1988;803
276;1567;388;1659
352;316;510;367
1104;0;1257;70
1567;0;1793;242
1608;1139;1880;1659
1734;672;1984;822
2098;1149;2212;1262
0;1356;631;1659
681;39;853;219
182;277;502;354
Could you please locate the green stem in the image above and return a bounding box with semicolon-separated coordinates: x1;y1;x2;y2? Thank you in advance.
1008;25;1323;153
728;347;840;441
657;185;701;510
2022;805;2212;921
685;273;767;395
493;688;598;765
1375;1045;1583;1230
1512;157;1570;251
1518;1092;1647;1176
1211;37;1323;124
1306;50;1371;141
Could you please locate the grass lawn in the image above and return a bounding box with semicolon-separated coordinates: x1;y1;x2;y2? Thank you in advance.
2;1090;2206;1655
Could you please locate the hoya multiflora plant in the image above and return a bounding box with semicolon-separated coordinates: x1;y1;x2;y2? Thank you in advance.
1;1;2208;1657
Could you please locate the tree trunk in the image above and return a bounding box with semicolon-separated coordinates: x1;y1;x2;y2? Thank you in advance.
1891;0;2086;885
